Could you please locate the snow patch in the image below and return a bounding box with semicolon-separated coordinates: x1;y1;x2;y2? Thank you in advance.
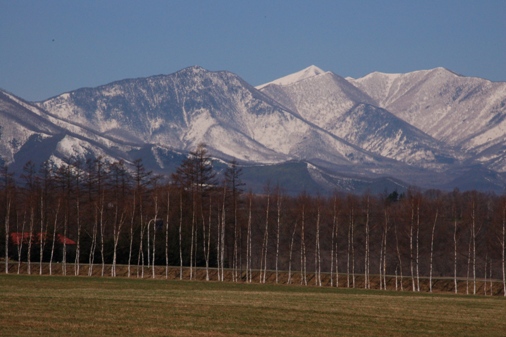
256;65;326;89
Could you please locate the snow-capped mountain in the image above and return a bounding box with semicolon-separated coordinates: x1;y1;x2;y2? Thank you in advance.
258;66;459;169
347;68;506;172
37;66;391;171
0;90;61;166
0;89;141;173
1;65;505;194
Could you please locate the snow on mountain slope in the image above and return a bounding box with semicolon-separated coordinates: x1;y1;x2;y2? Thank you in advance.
3;65;506;193
259;69;374;129
348;68;506;146
259;66;458;169
38;66;386;170
256;65;325;90
333;103;458;168
0;89;140;171
348;68;506;171
0;90;63;164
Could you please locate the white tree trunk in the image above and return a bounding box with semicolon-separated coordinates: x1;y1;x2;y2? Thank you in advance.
63;212;68;276
484;254;488;295
261;193;270;284
75;197;81;276
127;196;135;278
334;199;340;288
275;193;281;284
233;195;238;283
429;209;439;292
347;206;355;288
17;213;26;274
301;205;307;286
179;191;183;280
152;195;159;279
379;230;384;290
165;189;170;280
88;209;98;277
27;208;34;275
49;202;60;276
395;267;398;291
287;221;297;285
415;202;420;292
330;200;336;287
189;195;195;280
216;208;221;281
502;203;506;296
454;216;458;294
111;207;125;278
489;259;493;296
220;193;226;282
315;204;321;287
394;220;403;291
4;197;11;274
466;231;471;295
246;194;252;283
364;197;370;289
137;218;145;278
409;201;415;292
352;207;355;288
206;199;212;281
472;202;477;295
39;195;45;275
383;226;387;290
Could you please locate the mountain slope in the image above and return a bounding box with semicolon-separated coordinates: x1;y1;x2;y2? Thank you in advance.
0;89;142;172
258;67;459;169
0;90;65;165
38;66;389;171
1;65;505;193
347;68;506;171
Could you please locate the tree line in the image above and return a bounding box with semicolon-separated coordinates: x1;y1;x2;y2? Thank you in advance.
1;144;505;296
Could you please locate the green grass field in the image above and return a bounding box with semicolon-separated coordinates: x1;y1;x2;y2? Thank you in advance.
1;274;505;336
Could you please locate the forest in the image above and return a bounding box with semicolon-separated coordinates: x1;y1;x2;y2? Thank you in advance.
1;144;505;296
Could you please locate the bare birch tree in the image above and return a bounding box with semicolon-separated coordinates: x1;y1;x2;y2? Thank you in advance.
260;185;270;284
165;185;171;279
299;195;307;286
275;185;282;284
38;162;52;275
1;166;14;274
72;159;83;276
394;212;403;291
364;195;370;289
451;189;461;294
502;197;506;296
315;198;322;287
179;189;184;280
346;195;356;288
21;161;38;275
246;192;253;283
287;220;297;285
415;199;421;292
16;212;26;274
109;161;129;278
49;200;60;276
409;194;416;292
331;195;340;287
429;196;440;293
380;208;389;290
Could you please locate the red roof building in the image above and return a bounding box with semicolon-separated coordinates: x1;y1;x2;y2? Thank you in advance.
10;232;76;246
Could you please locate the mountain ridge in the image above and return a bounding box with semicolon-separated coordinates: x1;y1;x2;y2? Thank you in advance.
1;65;505;194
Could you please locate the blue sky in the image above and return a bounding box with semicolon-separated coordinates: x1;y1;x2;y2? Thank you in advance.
1;0;505;101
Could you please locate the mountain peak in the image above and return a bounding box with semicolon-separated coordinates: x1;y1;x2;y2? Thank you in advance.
256;65;326;89
178;65;208;75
